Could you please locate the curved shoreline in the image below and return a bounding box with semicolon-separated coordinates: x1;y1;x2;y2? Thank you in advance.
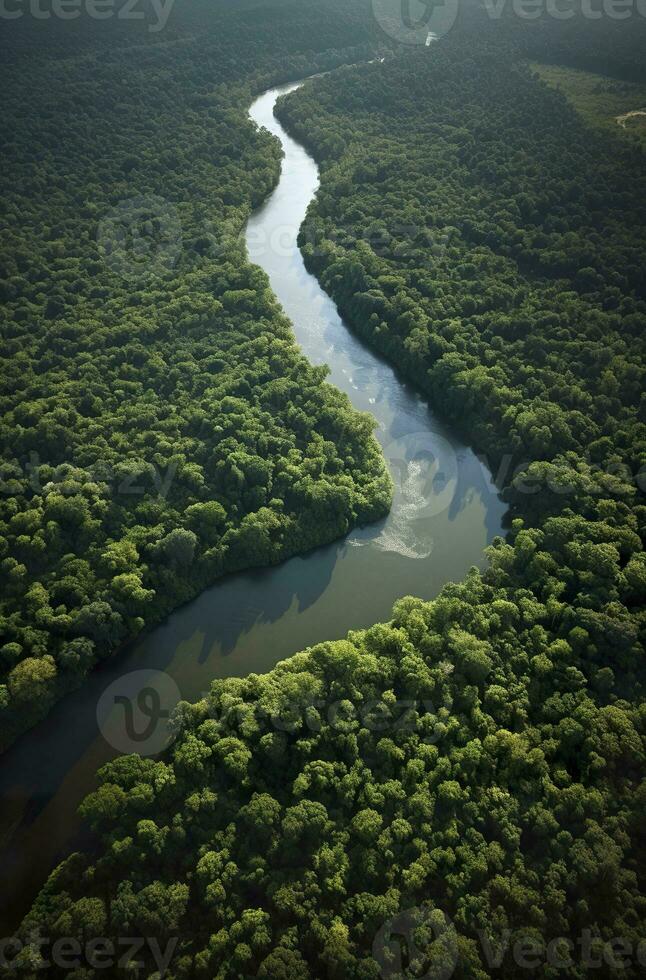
1;70;505;934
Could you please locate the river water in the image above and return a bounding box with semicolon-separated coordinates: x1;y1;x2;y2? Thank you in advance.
0;76;506;932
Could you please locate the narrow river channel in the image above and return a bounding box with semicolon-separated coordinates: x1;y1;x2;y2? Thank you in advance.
0;73;506;933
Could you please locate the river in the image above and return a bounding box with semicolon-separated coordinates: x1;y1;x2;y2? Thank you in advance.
0;74;506;933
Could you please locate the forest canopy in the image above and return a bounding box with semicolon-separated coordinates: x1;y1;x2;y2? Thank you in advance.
0;0;392;747
12;10;646;979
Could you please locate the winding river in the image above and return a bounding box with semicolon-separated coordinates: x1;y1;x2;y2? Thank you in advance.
0;74;506;932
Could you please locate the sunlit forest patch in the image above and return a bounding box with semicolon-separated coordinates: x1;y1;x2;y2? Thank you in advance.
531;61;646;148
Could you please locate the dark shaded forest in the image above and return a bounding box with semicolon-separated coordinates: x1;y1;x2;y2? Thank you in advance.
8;8;645;979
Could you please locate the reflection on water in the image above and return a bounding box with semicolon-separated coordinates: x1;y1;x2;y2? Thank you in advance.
0;74;506;933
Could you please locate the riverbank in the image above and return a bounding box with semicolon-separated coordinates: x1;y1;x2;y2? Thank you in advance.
1;68;505;936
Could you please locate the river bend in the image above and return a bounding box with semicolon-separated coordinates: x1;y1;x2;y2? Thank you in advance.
0;74;506;931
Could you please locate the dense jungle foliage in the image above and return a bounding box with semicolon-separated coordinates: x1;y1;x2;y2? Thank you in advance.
0;0;393;747
11;10;646;980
